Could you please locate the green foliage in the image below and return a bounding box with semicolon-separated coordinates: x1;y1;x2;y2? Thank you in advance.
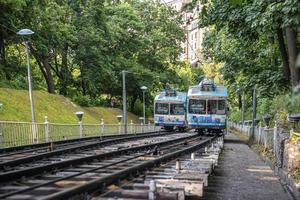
202;27;288;98
199;0;299;125
0;0;190;115
229;108;252;122
72;95;92;107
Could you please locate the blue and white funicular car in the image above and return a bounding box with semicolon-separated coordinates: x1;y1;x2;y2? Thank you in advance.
187;78;228;135
154;89;187;131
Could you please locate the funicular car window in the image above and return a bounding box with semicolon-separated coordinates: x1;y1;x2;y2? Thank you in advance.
207;100;217;114
170;104;184;115
155;103;169;115
217;100;226;114
189;99;206;114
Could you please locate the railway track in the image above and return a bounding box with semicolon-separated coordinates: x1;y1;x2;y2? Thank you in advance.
0;132;187;182
99;136;223;200
0;133;216;200
0;131;162;162
0;131;169;170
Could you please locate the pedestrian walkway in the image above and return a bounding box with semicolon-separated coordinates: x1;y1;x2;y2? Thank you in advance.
201;133;292;200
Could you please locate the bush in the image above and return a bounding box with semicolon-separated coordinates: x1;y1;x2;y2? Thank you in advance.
229;108;252;122
133;99;143;117
72;95;91;107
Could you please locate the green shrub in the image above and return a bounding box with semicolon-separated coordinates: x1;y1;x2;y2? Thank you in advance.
72;95;91;107
229;108;252;122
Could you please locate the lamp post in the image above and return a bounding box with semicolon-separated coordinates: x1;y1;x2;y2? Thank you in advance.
0;103;2;147
139;117;144;133
251;88;257;139
17;29;35;123
117;115;123;134
140;86;147;125
122;70;127;134
241;90;245;127
75;111;84;138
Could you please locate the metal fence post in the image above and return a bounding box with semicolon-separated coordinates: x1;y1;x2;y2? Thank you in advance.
258;123;262;144
45;116;50;142
0;123;3;148
100;119;104;138
130;120;133;134
148;121;151;131
263;128;267;148
79;121;83;138
141;121;144;133
273;120;277;153
31;122;38;144
118;122;121;134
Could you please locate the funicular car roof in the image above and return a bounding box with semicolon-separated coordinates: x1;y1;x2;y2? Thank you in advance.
187;85;228;98
154;91;187;103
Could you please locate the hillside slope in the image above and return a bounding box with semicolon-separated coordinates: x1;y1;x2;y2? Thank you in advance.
0;88;140;124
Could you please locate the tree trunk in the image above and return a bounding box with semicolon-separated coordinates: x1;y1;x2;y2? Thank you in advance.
277;28;290;81
42;58;55;93
0;35;5;65
80;65;87;95
238;94;242;110
30;49;55;94
30;47;55;93
59;44;69;95
286;27;300;87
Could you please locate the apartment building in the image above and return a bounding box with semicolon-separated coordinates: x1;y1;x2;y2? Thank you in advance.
162;0;204;66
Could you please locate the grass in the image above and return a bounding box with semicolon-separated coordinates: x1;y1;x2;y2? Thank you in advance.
0;88;140;124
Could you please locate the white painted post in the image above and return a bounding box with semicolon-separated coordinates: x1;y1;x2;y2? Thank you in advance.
100;118;104;138
130;120;133;134
45;116;50;142
264;128;267;148
148;121;151;131
273;120;277;153
141;121;144;133
79;121;83;138
258;123;262;144
0;124;3;148
75;112;84;138
148;180;157;200
176;159;181;171
118;121;121;134
191;153;195;160
31;123;38;144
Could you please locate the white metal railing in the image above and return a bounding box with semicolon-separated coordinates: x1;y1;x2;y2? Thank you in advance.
0;119;160;148
229;121;295;168
228;121;277;149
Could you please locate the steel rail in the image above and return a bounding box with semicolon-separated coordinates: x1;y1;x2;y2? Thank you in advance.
0;130;162;154
42;136;217;200
0;135;207;199
0;133;197;183
0;131;169;170
0;152;148;199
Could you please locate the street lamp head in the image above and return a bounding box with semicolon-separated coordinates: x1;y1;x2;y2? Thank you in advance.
17;29;34;36
117;115;123;123
75;111;84;121
140;86;147;91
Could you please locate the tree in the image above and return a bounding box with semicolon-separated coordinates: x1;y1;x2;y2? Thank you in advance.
199;0;300;87
0;0;190;113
